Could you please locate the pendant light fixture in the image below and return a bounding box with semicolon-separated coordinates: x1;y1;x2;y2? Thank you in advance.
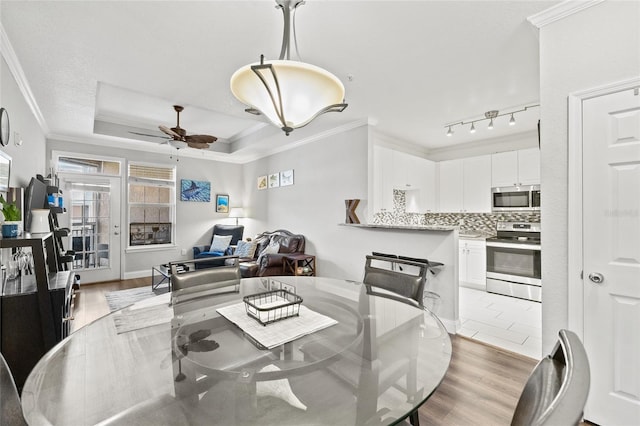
443;104;538;137
230;0;347;136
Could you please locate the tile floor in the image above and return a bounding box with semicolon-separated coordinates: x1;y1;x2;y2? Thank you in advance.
458;286;542;360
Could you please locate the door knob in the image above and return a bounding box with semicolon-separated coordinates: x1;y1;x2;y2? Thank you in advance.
588;272;604;284
114;232;120;236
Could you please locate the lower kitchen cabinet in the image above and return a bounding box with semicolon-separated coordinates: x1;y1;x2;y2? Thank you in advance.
459;238;486;290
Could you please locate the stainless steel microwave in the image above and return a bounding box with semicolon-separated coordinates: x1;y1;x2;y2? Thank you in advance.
491;185;540;212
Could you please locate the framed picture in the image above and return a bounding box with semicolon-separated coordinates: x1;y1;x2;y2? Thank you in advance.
280;169;294;186
257;175;267;190
180;179;210;202
268;173;280;188
216;194;229;213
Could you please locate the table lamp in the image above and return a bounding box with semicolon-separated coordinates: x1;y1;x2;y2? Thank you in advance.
228;207;245;225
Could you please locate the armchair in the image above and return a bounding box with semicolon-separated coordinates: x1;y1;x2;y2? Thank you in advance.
192;224;244;269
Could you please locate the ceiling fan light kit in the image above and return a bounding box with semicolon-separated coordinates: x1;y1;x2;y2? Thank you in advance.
230;0;347;136
444;104;539;137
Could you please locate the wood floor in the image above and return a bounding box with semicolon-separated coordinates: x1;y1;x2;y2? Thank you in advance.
72;278;538;425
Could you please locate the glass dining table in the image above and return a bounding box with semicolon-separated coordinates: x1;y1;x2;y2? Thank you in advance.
21;276;452;426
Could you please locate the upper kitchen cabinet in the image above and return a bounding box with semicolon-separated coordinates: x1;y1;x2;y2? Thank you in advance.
491;148;540;187
438;155;492;213
372;146;436;214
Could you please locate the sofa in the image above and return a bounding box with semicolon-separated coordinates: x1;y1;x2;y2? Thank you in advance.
231;229;306;278
192;224;244;269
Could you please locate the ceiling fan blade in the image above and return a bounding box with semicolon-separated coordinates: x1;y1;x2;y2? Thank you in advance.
128;131;168;139
185;134;217;144
159;125;183;140
186;141;211;150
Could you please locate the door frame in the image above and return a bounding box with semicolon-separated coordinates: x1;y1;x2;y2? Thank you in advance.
567;76;640;337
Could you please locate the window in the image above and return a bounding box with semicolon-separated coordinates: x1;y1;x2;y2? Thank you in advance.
58;156;121;175
127;162;176;247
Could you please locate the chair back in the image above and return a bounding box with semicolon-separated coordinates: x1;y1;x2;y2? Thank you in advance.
1;352;26;426
511;329;590;426
363;255;428;306
170;257;241;304
211;224;244;246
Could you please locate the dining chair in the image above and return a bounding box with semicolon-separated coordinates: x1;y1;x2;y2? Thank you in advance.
511;329;591;426
363;254;429;307
1;352;27;426
170;256;241;304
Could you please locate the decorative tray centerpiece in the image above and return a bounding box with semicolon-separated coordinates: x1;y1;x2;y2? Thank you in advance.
243;289;303;326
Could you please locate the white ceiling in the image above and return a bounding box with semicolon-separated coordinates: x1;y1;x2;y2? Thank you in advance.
0;0;557;163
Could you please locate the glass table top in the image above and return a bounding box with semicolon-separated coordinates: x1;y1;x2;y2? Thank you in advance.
21;276;452;426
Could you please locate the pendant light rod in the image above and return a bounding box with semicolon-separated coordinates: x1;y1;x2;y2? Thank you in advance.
444;103;539;135
230;0;347;136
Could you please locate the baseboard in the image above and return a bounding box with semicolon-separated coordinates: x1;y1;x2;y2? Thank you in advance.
440;317;462;335
123;270;151;280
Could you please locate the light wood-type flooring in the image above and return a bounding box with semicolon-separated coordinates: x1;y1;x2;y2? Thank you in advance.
72;278;539;425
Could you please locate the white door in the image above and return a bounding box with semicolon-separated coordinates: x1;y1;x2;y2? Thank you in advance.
57;175;122;283
582;87;640;425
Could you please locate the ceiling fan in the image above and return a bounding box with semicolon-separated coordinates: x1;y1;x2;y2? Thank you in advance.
129;105;218;149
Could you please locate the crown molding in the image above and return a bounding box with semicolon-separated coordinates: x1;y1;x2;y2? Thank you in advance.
527;0;604;28
0;23;49;134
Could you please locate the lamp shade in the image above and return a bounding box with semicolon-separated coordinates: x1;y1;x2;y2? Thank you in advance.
228;207;245;219
230;60;346;132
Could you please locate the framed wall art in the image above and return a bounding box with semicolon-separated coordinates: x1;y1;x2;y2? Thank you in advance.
280;169;294;186
180;179;210;202
257;175;267;190
216;194;229;213
268;173;280;188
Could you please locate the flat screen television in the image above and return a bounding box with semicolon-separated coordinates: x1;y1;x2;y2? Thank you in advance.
24;177;47;232
0;150;11;193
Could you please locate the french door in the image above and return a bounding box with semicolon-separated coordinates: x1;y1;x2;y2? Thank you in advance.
57;174;122;283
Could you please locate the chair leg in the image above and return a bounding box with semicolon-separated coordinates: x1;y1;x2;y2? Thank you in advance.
409;410;420;426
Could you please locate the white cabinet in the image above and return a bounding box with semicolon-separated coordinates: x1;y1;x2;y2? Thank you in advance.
372;146;436;214
437;159;464;212
372;145;394;213
437;155;491;213
492;148;540;187
459;238;486;289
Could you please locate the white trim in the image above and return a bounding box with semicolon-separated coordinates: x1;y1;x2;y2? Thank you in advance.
567;76;640;338
440;318;462;335
123;269;152;280
527;0;604;28
0;23;49;134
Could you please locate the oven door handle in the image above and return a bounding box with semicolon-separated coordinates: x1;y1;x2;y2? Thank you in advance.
486;241;541;251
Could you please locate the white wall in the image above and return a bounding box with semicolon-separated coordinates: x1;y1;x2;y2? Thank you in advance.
538;1;640;351
243;124;459;330
47;138;244;277
0;57;46;187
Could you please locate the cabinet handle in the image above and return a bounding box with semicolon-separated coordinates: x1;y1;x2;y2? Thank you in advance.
62;316;75;322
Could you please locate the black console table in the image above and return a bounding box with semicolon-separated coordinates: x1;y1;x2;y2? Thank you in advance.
0;232;75;391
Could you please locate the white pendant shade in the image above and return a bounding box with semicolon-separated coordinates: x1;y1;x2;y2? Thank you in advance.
231;59;346;132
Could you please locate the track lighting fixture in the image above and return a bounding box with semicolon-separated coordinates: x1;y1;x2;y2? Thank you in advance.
444;104;538;137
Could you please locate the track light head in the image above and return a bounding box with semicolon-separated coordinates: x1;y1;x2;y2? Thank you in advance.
509;113;516;126
488;118;494;130
446;126;453;136
470;122;476;133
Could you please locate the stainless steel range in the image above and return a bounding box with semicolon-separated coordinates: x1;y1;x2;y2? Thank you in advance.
486;221;541;302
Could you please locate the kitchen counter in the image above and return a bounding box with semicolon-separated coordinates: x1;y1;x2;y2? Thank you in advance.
340;223;456;232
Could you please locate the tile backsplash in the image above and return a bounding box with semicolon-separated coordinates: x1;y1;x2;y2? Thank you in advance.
373;189;540;235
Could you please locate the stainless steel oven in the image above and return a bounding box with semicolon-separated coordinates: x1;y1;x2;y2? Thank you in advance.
486;222;541;302
491;185;540;212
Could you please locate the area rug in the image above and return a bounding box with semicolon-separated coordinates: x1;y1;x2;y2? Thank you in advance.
105;284;169;312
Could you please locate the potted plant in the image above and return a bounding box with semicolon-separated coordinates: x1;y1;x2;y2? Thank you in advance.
0;195;22;237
